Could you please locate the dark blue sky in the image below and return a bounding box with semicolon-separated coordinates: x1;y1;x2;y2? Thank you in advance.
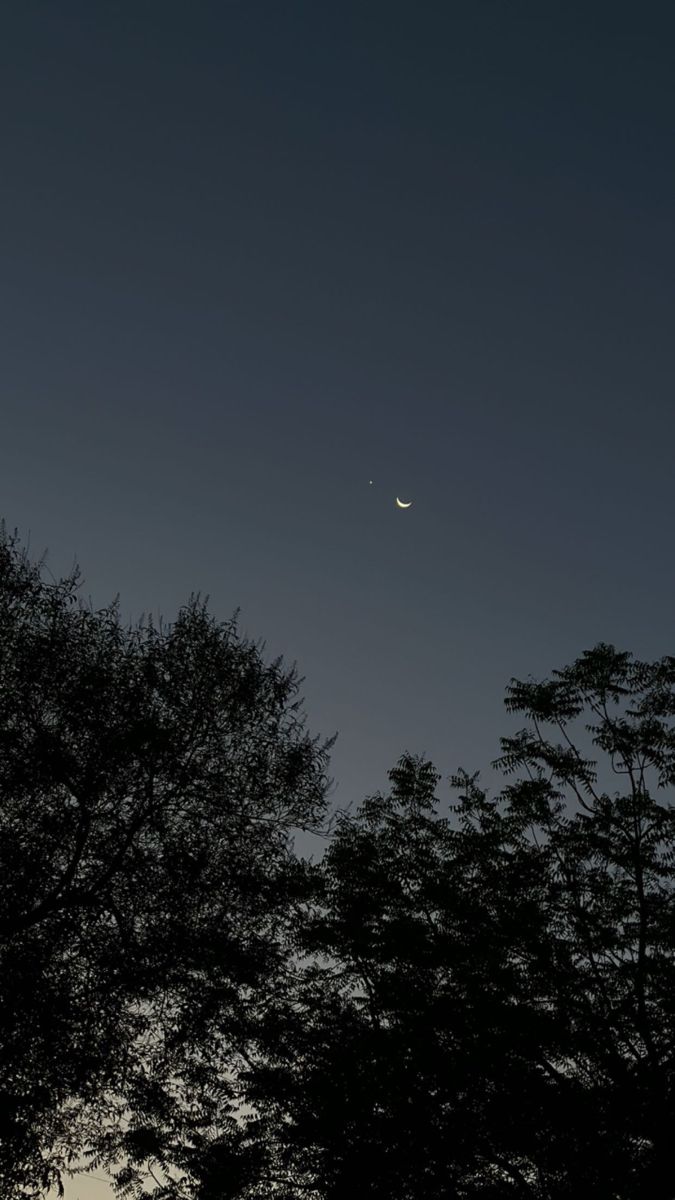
4;1;675;853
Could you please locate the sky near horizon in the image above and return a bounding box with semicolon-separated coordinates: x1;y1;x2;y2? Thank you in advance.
4;3;675;1196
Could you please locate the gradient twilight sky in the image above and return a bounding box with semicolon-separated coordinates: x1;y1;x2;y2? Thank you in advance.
3;4;675;1194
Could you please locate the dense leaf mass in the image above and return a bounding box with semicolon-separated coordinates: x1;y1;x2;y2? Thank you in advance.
226;647;675;1200
0;525;332;1198
4;522;675;1199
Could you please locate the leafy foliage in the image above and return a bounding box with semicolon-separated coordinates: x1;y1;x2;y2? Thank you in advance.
224;645;675;1199
0;523;332;1198
5;518;675;1199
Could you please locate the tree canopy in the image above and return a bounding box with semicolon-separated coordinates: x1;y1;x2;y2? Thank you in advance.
227;644;675;1199
0;524;332;1198
4;519;675;1199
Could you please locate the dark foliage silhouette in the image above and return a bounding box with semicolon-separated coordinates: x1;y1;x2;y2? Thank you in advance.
4;520;675;1199
215;645;675;1199
0;524;332;1198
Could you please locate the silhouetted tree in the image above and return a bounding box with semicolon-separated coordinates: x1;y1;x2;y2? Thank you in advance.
222;645;675;1199
0;524;332;1198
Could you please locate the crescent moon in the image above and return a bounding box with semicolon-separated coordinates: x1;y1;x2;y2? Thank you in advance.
395;497;412;509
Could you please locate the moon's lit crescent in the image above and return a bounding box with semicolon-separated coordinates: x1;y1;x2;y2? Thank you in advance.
395;497;412;508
